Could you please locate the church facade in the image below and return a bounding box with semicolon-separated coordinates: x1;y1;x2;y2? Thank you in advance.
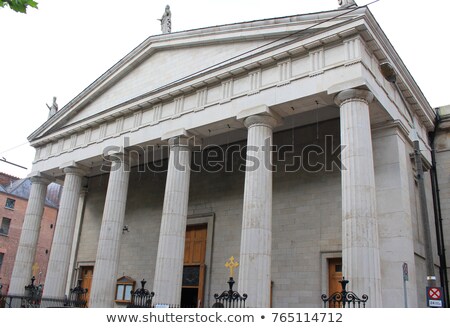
8;4;446;308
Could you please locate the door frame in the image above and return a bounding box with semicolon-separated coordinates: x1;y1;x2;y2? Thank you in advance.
186;213;215;307
320;252;342;296
77;263;95;307
327;257;343;297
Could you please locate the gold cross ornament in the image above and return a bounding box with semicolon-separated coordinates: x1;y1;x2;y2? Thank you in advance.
225;256;239;277
32;262;40;277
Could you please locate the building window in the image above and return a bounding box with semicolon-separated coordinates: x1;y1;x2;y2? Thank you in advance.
5;198;15;210
115;276;135;303
0;218;11;236
0;253;4;272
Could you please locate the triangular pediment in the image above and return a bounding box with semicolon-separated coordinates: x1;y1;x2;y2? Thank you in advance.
63;39;284;126
29;9;356;142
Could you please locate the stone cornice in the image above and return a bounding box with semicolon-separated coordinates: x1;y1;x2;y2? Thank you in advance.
361;8;435;130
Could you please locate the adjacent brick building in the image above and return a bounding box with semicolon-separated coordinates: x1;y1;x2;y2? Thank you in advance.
0;173;60;294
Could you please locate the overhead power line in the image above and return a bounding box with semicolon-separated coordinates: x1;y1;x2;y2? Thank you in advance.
0;157;28;170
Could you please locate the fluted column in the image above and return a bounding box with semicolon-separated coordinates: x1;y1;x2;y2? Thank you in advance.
238;112;279;308
43;165;86;299
335;89;382;307
153;136;192;306
89;153;130;307
8;173;52;296
65;187;88;295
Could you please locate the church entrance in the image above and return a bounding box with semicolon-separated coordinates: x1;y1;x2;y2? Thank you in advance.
79;266;94;307
181;224;207;308
328;258;342;298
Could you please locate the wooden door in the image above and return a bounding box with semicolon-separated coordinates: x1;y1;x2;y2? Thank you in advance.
80;266;94;307
184;224;207;264
328;258;343;296
181;224;207;308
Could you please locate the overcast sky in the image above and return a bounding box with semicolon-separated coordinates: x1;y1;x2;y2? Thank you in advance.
0;0;449;178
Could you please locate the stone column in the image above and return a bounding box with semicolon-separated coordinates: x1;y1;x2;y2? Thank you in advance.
8;173;52;296
43;165;86;299
335;89;382;307
238;110;279;308
89;153;130;307
153;136;192;306
65;187;88;295
372;126;418;307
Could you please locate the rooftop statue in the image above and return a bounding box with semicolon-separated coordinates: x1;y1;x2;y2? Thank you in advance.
338;0;357;8
159;5;172;34
46;96;58;119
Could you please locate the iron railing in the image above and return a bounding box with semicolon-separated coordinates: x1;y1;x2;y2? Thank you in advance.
67;279;88;307
0;282;4;308
127;279;155;308
213;277;247;308
1;294;88;308
1;277;88;308
321;277;368;308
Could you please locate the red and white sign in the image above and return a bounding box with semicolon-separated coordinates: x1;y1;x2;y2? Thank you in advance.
428;288;441;300
426;287;443;307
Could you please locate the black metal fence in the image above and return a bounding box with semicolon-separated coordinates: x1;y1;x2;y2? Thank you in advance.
1;294;88;308
67;279;88;307
0;276;88;308
213;277;247;308
127;279;155;308
0;282;5;308
0;275;370;309
321;277;368;308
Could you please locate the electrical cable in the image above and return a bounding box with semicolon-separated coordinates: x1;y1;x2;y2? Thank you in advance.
0;141;29;156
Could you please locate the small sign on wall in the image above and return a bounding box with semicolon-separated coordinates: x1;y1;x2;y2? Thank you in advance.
426;287;443;308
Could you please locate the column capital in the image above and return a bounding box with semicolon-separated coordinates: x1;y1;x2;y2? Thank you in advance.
28;172;54;185
162;128;201;148
243;114;279;129
168;135;199;148
334;89;374;107
237;105;282;129
105;150;139;165
60;162;89;176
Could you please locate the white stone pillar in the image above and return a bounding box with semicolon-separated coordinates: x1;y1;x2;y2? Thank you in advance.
8;173;52;296
238;111;279;308
65;187;88;295
153;136;191;306
335;89;382;307
372;127;418;307
89;153;130;307
43;165;86;299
